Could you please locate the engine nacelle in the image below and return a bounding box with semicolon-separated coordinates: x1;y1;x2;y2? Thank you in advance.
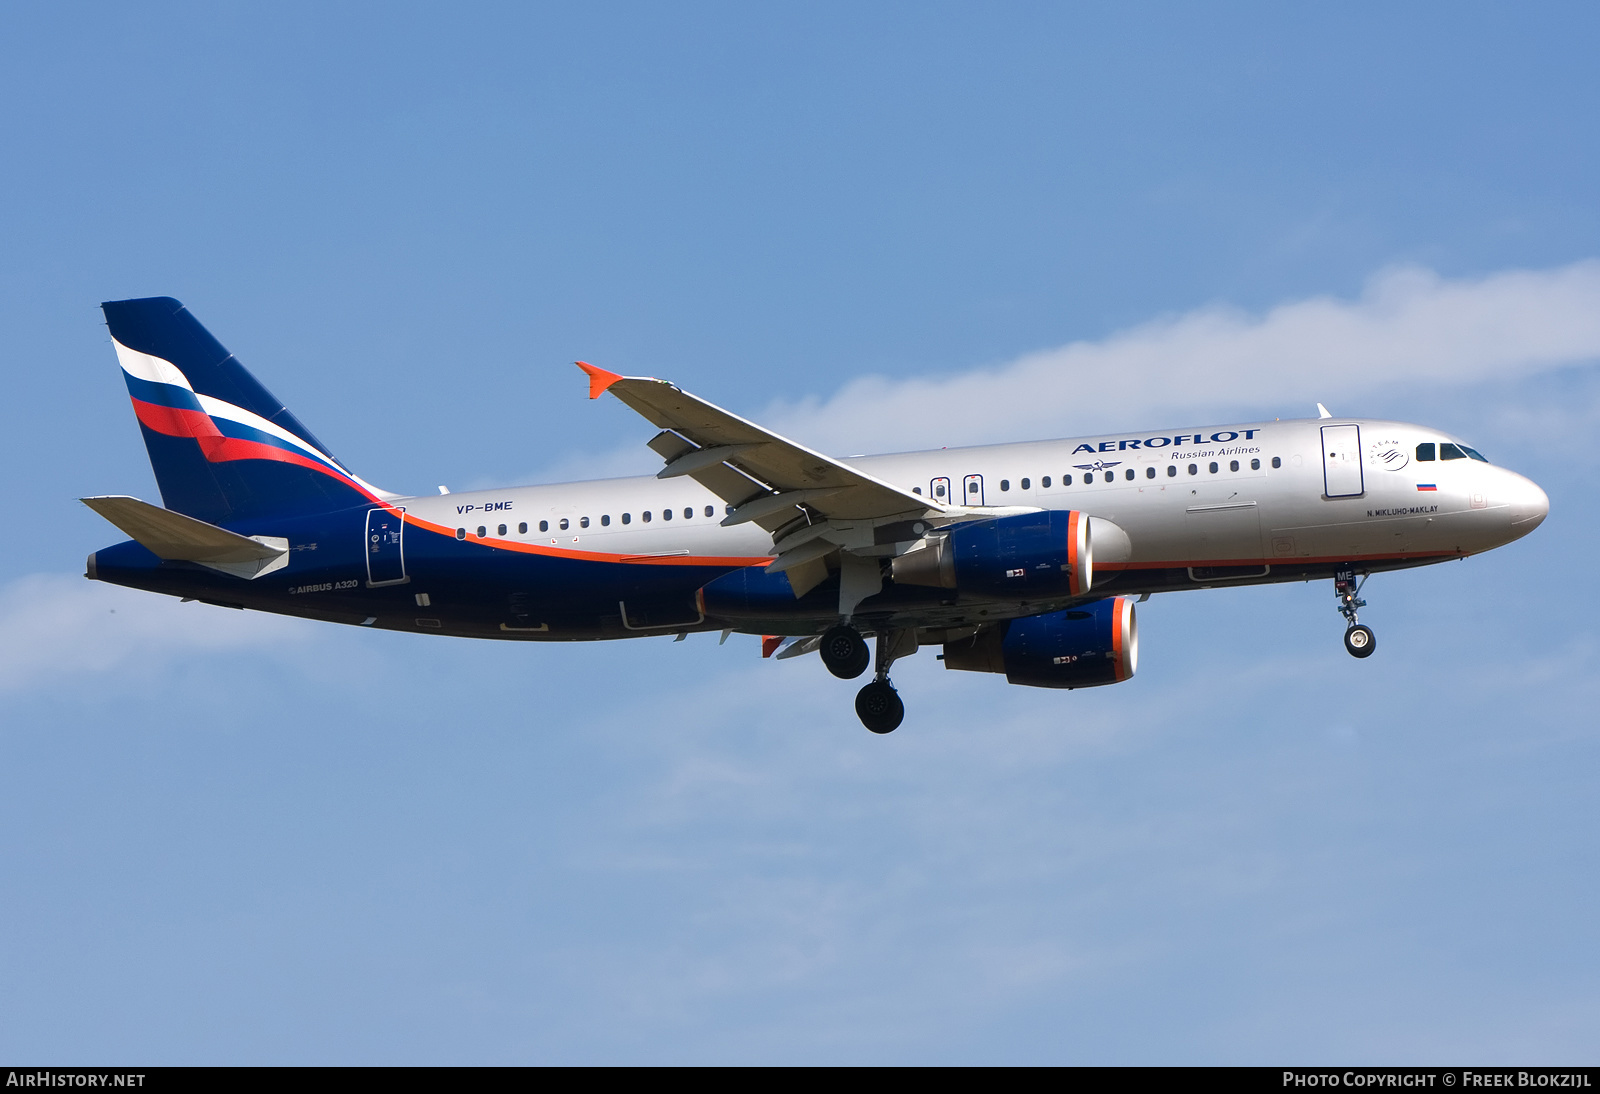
891;509;1092;598
943;596;1137;689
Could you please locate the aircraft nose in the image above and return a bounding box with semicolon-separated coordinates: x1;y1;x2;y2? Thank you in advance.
1506;473;1549;532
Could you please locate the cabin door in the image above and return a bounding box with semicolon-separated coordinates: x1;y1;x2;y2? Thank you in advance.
365;506;408;586
1321;424;1365;498
929;476;952;504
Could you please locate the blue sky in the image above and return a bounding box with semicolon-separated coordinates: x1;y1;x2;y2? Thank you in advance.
2;3;1598;1063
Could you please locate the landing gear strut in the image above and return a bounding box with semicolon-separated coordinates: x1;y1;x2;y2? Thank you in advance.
1335;568;1376;659
855;629;913;733
819;624;870;679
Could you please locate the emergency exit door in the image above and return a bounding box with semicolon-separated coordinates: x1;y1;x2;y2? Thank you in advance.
963;474;985;506
1321;425;1364;498
930;477;952;503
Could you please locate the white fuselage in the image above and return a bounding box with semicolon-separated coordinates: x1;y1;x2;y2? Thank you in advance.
400;416;1548;574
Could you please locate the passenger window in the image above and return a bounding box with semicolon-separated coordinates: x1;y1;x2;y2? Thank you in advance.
1124;468;1134;480
601;515;610;527
455;528;466;540
498;524;507;536
1042;476;1051;488
580;517;590;528
1209;462;1218;474
622;513;631;525
1146;467;1155;479
705;506;715;516
684;508;693;519
913;487;922;495
1189;464;1197;476
1103;471;1113;483
1271;457;1281;469
518;522;527;534
1064;474;1073;486
1021;478;1030;490
477;525;487;538
1440;443;1465;460
559;518;569;531
934;483;946;498
1250;459;1260;471
1000;480;1010;491
1229;460;1239;472
643;511;652;522
1167;466;1176;477
539;520;549;532
663;508;672;520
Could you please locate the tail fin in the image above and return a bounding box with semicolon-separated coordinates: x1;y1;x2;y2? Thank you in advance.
102;297;386;525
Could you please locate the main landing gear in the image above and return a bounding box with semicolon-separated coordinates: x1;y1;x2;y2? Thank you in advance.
855;627;913;734
821;624;910;733
819;624;870;679
1335;568;1376;659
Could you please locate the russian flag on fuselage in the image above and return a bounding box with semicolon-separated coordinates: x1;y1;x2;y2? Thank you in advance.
103;297;383;525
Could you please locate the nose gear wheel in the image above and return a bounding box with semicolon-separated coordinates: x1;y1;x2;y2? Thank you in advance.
1344;624;1376;658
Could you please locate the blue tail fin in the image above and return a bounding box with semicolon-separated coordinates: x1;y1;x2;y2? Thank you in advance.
102;297;383;525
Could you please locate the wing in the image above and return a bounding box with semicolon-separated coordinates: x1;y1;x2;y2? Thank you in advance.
577;362;945;531
577;362;961;610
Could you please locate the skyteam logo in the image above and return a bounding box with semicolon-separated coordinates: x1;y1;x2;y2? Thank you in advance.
1368;438;1410;470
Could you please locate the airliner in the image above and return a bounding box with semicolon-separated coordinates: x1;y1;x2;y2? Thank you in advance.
83;297;1550;732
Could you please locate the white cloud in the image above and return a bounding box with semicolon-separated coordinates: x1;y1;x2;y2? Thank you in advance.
761;261;1600;454
0;573;308;693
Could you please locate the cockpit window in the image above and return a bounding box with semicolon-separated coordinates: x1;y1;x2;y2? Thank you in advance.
1415;442;1435;462
1440;443;1466;460
1462;446;1488;462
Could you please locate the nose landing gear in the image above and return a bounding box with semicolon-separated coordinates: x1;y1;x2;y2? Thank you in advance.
1335;568;1377;659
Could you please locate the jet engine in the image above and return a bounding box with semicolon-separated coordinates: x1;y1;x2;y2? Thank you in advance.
891;509;1093;598
942;596;1137;689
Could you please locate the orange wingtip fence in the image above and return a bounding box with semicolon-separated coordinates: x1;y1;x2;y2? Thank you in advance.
574;361;623;400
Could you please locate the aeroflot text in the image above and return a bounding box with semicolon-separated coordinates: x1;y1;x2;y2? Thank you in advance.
1070;430;1260;455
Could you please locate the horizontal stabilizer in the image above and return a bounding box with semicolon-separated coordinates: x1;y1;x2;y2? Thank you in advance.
81;495;289;579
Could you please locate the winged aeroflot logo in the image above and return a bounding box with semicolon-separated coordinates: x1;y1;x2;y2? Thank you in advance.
1073;460;1123;472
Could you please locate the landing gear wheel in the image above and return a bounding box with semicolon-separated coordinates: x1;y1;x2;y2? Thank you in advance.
820;625;871;680
855;680;904;734
1344;624;1376;659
